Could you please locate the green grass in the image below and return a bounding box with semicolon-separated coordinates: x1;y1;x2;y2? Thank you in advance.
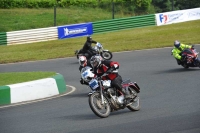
0;72;56;86
0;7;130;32
0;19;200;64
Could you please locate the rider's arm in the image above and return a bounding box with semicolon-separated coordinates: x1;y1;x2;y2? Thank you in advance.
91;40;97;44
110;61;119;69
181;43;192;49
172;49;182;60
104;61;119;74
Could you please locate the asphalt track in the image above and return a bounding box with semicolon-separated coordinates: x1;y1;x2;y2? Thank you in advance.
0;46;200;133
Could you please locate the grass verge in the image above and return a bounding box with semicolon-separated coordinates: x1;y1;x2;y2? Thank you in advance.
0;72;56;86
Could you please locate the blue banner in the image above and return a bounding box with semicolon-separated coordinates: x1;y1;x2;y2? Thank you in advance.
57;22;93;39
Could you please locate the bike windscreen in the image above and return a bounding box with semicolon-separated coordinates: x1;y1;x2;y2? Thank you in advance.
81;66;94;82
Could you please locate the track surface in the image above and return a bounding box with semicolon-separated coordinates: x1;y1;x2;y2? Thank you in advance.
0;46;200;133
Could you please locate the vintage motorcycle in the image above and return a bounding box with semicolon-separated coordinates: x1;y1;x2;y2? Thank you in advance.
81;66;141;118
176;48;200;69
75;42;113;61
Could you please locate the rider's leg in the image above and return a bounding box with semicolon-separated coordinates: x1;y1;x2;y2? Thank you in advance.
87;50;93;59
176;59;181;65
111;75;131;99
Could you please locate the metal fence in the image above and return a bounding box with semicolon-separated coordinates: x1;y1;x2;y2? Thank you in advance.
93;14;155;33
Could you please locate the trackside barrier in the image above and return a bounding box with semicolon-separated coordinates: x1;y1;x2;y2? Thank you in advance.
7;27;58;45
92;14;156;33
0;73;67;106
155;8;200;26
0;32;7;46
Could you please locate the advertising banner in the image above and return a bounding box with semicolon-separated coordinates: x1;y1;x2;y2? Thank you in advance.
156;8;200;26
57;22;93;39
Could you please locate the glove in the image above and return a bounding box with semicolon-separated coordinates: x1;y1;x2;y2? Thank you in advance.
96;42;101;46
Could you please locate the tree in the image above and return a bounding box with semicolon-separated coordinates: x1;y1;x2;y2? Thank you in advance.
175;0;200;10
133;0;152;11
152;0;173;12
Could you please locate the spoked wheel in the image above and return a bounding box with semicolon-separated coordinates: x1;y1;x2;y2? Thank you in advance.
88;92;111;118
126;88;140;111
101;51;112;60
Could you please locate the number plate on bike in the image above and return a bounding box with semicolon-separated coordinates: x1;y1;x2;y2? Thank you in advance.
81;71;88;78
89;79;99;90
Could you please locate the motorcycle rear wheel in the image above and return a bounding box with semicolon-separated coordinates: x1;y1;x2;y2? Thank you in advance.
88;92;111;118
101;51;112;60
126;88;140;111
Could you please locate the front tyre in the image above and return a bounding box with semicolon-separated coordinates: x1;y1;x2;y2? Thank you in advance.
101;51;112;60
88;92;111;118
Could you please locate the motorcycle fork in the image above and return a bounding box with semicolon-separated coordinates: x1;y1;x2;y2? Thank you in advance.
99;81;105;105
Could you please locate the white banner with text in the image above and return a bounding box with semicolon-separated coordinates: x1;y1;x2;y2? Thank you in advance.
155;8;200;26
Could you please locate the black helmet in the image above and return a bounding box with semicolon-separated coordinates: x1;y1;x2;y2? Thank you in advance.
174;40;180;48
87;36;92;42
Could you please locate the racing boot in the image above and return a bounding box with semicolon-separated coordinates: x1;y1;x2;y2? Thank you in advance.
177;59;181;65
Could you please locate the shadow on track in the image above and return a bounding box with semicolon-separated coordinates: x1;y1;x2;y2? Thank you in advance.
57;109;139;120
64;92;89;98
154;68;200;74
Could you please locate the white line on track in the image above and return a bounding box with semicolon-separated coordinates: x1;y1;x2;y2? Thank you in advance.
0;85;76;109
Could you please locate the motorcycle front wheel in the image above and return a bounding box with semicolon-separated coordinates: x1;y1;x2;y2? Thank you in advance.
126;88;140;111
101;51;112;60
88;92;111;118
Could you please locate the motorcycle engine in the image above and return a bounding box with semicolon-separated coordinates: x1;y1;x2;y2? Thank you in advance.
107;88;121;109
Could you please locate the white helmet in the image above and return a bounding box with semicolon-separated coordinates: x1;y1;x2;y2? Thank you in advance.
79;56;87;67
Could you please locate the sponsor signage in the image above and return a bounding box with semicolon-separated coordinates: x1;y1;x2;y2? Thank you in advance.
156;8;200;26
57;22;93;39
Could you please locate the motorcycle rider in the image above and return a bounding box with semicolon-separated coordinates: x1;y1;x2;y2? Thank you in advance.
78;56;90;85
82;36;98;59
79;55;102;85
78;56;89;72
172;40;193;65
90;56;131;99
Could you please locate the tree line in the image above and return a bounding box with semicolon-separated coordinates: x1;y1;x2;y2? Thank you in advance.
0;0;199;14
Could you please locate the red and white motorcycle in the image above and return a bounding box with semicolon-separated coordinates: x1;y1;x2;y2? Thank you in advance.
179;48;200;69
81;66;141;118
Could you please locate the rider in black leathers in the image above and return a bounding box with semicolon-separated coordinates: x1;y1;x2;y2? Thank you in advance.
82;36;97;58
